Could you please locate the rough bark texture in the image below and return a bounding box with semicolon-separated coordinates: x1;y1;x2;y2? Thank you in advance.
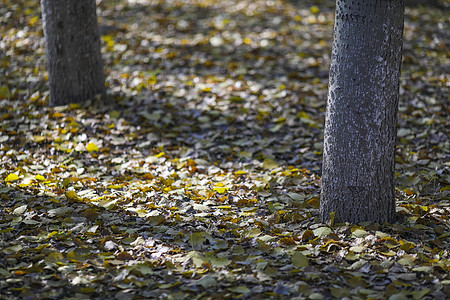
41;0;105;106
320;0;404;224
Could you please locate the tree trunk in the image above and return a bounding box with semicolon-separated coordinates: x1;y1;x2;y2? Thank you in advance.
41;0;105;106
320;0;404;224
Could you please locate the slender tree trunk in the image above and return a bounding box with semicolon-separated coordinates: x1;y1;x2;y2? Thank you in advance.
320;0;404;224
41;0;105;106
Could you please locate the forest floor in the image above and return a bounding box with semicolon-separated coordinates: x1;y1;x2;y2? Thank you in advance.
0;0;449;299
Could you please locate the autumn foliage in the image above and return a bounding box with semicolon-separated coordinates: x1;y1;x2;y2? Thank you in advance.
0;0;448;298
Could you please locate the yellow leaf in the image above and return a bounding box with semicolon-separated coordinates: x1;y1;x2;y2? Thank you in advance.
310;6;320;14
155;152;165;158
102;35;115;48
28;16;39;26
69;103;81;109
35;174;46;181
33;136;46;143
214;187;229;194
297;111;310;119
5;173;19;182
404;188;415;195
65;190;79;200
234;170;247;175
329;211;336;226
275;117;286;123
52;112;64;118
218;205;231;209
108;184;123;189
86;143;99;152
400;239;416;251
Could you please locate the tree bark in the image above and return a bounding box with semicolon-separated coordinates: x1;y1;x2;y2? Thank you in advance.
320;0;404;224
41;0;105;106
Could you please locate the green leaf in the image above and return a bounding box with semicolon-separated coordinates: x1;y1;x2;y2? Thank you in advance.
397;257;414;266
196;275;218;288
127;263;155;276
110;110;120;119
313;227;332;237
263;158;279;169
330;287;349;298
412;289;430;300
243;228;261;238
4;245;22;254
309;293;324;300
205;253;231;267
389;293;408;300
412;266;432;273
190;232;207;247
287;192;306;201
352;229;369;237
189;251;206;267
45;252;64;263
0;85;11;99
228;286;251;294
349;246;366;253
292;252;309;268
0;268;12;278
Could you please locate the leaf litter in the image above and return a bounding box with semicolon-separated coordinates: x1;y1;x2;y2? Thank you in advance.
0;0;449;299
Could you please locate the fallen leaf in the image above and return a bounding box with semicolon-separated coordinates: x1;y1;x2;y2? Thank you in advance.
228;286;251;294
292;252;309;268
86;143;99;152
0;85;11;99
35;174;46;181
5;173;19;182
313;227;332;237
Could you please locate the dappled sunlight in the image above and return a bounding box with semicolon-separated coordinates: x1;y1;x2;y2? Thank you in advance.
0;0;448;298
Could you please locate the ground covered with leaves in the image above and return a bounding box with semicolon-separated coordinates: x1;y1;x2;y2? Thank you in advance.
0;0;449;299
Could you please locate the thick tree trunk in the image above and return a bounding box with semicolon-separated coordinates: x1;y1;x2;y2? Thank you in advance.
320;0;404;224
41;0;105;106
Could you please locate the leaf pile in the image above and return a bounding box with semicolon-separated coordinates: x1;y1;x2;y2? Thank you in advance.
0;0;449;299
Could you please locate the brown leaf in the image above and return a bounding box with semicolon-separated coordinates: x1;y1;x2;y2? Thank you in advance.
116;252;133;261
